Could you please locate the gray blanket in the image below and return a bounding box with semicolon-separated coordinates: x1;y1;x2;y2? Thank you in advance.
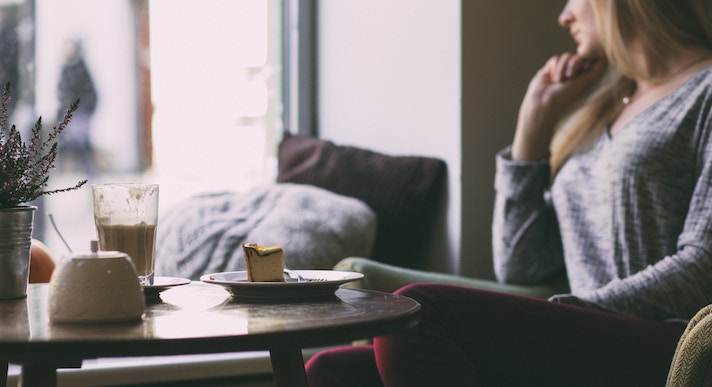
155;183;377;280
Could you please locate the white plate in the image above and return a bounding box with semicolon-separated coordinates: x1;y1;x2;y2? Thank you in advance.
200;270;364;299
143;276;191;298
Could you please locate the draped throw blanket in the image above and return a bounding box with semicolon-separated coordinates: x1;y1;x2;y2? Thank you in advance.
155;183;377;280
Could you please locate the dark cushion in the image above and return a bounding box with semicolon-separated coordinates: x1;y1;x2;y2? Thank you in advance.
277;133;447;269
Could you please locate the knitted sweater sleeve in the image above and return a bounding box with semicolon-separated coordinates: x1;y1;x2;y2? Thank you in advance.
491;147;566;285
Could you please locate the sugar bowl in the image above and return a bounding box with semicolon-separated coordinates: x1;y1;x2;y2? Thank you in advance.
48;241;145;323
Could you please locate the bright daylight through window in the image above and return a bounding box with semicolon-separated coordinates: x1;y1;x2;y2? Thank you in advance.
2;0;284;253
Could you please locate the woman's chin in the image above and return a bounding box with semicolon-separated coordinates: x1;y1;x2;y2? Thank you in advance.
576;44;604;60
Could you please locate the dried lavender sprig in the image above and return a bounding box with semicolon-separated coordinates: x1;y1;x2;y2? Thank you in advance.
0;82;86;208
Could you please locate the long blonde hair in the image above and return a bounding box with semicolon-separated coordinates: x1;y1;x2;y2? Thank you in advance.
549;0;712;179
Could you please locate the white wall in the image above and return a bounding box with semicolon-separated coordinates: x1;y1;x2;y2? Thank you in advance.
318;0;461;273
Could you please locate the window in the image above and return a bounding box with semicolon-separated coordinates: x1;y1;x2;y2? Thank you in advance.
150;0;284;188
9;0;292;252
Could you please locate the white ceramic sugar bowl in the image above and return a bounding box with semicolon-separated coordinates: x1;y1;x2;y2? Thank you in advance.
48;241;145;323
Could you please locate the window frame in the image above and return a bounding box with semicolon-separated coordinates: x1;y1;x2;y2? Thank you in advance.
283;0;317;136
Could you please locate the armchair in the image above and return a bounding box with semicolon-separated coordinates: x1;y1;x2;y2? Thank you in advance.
334;256;570;298
667;304;712;386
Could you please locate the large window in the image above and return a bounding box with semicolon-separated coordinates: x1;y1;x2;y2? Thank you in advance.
149;0;284;188
7;0;288;253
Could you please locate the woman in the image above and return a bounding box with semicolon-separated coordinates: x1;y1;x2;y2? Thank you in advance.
307;1;712;386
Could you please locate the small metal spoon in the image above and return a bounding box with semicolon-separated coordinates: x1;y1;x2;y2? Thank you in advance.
48;213;73;253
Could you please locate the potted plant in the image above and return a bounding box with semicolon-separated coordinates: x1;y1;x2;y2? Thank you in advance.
0;82;86;299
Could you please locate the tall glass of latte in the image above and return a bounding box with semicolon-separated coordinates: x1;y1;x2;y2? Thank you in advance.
92;183;159;286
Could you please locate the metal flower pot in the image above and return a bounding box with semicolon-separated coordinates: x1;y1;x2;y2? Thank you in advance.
0;206;36;299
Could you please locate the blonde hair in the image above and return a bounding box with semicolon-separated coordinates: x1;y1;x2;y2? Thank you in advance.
549;0;712;179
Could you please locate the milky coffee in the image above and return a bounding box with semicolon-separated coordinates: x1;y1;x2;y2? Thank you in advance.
97;222;157;282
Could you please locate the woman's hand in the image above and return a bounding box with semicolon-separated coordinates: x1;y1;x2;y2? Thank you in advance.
512;53;606;161
548;293;614;313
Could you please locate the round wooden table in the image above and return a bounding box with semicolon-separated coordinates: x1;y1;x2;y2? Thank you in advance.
0;282;420;387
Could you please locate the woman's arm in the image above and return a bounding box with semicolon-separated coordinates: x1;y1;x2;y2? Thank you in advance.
552;245;712;321
492;54;606;284
492;147;565;284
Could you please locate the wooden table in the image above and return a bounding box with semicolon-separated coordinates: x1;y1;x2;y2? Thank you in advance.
0;282;420;387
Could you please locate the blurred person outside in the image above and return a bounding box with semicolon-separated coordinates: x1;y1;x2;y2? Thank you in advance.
56;39;98;177
0;6;19;119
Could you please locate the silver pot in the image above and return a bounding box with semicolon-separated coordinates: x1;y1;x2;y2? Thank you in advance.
0;206;36;299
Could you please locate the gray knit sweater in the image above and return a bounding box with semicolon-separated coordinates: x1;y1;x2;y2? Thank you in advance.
493;66;712;321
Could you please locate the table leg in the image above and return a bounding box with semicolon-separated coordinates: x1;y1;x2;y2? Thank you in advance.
20;364;57;387
1;362;7;387
270;347;308;387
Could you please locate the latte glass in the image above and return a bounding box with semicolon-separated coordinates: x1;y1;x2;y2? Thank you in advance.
92;183;159;286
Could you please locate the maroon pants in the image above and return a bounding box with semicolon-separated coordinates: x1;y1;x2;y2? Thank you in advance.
306;283;686;387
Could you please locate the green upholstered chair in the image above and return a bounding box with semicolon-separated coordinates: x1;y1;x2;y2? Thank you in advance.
334;256;570;298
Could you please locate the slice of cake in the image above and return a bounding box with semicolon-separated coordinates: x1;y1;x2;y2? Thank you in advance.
242;243;286;282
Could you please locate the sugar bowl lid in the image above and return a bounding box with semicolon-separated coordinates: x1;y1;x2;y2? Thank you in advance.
68;240;127;260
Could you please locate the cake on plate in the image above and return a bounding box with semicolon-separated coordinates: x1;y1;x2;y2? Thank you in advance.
242;243;286;282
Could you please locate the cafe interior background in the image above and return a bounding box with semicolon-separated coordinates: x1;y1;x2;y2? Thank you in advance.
4;0;570;282
9;0;283;260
